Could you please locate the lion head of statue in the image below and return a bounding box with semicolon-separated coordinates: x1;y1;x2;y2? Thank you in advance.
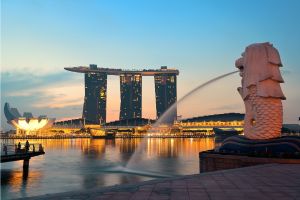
235;42;285;100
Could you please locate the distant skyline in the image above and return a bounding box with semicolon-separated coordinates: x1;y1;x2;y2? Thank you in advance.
1;0;300;130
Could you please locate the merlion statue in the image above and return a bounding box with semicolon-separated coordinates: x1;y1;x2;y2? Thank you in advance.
235;42;285;139
218;43;299;156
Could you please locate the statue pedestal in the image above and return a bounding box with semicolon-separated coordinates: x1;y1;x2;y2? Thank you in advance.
219;135;300;155
200;136;300;173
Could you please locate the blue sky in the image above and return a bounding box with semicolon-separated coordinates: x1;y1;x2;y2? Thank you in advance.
1;0;300;130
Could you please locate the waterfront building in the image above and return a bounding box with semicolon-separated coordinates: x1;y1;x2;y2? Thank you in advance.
4;103;55;135
48;113;245;138
53;118;85;128
83;64;107;124
65;65;179;120
180;113;244;135
155;67;177;122
104;118;154;126
100;113;244;137
23;112;34;118
120;74;142;120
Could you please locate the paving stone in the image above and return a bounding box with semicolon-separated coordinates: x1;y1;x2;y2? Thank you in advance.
89;195;113;200
187;188;206;193
130;191;151;200
149;193;169;200
155;182;171;187
208;192;231;200
152;187;173;195
19;164;300;200
188;192;209;200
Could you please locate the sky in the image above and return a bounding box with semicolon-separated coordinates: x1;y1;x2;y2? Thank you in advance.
1;0;300;130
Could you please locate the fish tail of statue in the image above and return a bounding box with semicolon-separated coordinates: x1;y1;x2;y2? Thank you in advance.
244;86;283;139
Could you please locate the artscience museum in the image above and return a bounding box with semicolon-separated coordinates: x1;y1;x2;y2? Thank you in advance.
4;102;55;135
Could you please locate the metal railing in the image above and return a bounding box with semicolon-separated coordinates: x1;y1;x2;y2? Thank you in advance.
1;143;44;156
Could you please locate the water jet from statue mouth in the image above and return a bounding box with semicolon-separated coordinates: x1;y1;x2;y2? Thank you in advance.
125;70;239;169
102;165;174;178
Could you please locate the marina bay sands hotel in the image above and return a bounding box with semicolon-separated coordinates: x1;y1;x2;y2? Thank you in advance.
65;65;179;124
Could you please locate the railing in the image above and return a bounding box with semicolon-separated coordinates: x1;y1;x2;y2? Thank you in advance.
1;143;44;156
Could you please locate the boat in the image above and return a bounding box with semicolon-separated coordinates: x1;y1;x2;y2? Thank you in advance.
90;128;106;139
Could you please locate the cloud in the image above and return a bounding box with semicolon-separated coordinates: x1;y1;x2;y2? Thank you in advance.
1;70;86;130
7;84;84;109
34;99;83;109
1;70;82;92
2;71;84;109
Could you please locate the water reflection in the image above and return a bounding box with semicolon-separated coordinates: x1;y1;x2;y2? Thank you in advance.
1;169;42;199
1;138;216;199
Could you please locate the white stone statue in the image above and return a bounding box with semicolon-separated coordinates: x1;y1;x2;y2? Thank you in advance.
235;42;286;139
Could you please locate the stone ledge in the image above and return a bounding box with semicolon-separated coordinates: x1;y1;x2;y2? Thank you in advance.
199;150;300;173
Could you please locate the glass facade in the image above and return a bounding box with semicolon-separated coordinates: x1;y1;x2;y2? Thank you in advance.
154;74;177;123
83;65;107;124
66;65;179;124
120;74;142;120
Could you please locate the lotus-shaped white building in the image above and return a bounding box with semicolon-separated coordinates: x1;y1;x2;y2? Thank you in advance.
4;103;55;135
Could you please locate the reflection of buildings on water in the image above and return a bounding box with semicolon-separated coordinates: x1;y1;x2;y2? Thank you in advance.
132;137;215;175
117;138;140;154
1;168;42;199
81;139;106;158
80;138;141;163
13;138;91;152
146;138;215;158
146;138;179;158
1;137;216;197
116;138;141;163
79;138;212;161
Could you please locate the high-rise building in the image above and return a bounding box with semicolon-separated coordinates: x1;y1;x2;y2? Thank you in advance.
83;64;107;124
120;74;142;120
65;65;179;123
154;72;177;123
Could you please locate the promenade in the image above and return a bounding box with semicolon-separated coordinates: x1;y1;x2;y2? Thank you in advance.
21;164;300;200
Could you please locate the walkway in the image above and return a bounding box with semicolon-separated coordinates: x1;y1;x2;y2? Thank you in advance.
21;164;300;200
1;143;45;170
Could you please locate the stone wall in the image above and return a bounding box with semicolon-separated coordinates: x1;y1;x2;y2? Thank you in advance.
200;150;300;173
